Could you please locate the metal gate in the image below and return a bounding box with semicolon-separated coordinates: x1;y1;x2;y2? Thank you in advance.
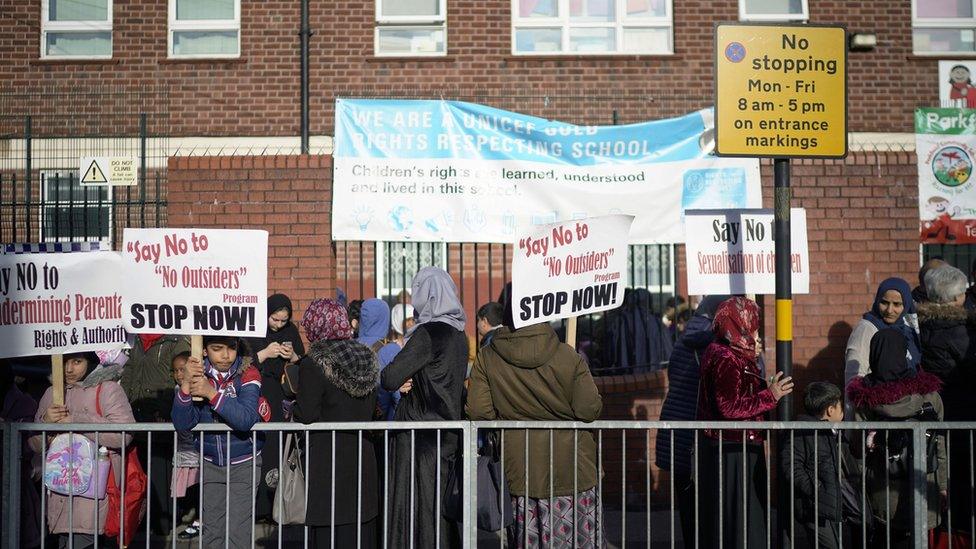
0;85;170;249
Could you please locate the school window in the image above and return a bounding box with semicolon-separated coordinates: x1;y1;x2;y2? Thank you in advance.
627;244;674;294
168;0;240;58
40;0;113;59
375;0;447;56
738;0;808;21
376;242;448;301
512;0;673;55
40;172;112;243
913;0;976;53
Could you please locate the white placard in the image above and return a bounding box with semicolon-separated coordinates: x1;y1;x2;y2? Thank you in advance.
512;215;633;329
80;156;138;186
121;228;268;337
684;209;810;295
0;251;127;358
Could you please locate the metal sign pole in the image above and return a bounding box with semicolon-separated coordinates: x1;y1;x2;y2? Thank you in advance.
774;158;793;420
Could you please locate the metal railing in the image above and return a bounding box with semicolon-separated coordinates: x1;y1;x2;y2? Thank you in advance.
2;420;973;549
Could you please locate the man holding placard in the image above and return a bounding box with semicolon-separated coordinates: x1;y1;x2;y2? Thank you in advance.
120;228;269;548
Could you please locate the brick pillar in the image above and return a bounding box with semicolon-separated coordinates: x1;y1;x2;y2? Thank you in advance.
167;155;335;335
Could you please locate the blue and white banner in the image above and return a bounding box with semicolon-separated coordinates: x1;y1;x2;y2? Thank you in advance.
333;99;762;243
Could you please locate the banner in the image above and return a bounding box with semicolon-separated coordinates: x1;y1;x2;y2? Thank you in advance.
512;215;633;329
916;107;976;243
333;99;762;243
684;209;810;295
0;251;127;358
121;228;268;337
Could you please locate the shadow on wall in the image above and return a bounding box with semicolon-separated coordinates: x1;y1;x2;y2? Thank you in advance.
793;320;853;414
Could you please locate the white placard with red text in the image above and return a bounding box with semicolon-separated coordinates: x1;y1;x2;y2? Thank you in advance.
0;251;127;358
121;228;268;337
684;209;809;295
512;215;633;329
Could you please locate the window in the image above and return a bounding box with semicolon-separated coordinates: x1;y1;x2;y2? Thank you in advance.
375;0;447;56
739;0;808;21
168;0;240;58
914;0;976;53
376;241;448;300
627;244;674;293
40;0;112;59
40;172;112;243
512;0;672;55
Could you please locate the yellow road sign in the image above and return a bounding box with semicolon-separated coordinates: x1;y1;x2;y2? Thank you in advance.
715;24;847;158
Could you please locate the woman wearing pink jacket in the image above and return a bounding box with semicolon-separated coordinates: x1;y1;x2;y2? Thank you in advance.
31;351;135;549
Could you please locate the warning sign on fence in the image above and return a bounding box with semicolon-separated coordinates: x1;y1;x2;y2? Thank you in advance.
80;156;138;186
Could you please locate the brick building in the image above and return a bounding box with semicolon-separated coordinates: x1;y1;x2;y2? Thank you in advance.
0;0;971;500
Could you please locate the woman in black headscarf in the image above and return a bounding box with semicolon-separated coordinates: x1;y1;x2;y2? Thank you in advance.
847;329;946;547
247;293;306;519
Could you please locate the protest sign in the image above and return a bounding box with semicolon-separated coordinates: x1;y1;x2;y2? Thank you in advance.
333;99;761;243
121;228;268;337
915;107;976;243
0;251;127;359
684;209;809;295
512;215;633;329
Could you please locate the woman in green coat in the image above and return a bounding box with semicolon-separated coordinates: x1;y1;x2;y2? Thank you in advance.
466;284;603;547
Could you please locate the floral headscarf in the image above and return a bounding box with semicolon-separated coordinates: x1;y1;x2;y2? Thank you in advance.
301;298;353;343
711;297;761;358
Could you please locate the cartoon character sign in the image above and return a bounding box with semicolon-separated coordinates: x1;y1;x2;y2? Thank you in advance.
939;61;976;108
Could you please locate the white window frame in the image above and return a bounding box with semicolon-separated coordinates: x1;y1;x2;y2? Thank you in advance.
626;243;675;294
40;0;113;60
374;0;448;57
912;0;976;55
167;0;241;59
738;0;808;21
511;0;673;55
39;171;113;244
375;241;449;299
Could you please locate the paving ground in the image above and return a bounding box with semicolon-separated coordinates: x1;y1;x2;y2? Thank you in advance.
140;508;687;548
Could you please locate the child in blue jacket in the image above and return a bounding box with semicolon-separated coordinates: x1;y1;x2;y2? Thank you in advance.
172;335;267;548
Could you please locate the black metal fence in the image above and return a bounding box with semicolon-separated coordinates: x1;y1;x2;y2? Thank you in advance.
0;86;170;249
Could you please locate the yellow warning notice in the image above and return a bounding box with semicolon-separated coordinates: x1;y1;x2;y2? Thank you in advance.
715;24;847;158
80;156;137;186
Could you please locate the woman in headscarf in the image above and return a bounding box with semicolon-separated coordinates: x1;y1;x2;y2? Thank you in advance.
844;278;921;398
847;329;946;547
381;267;468;549
466;283;603;547
697;297;793;549
284;298;379;548
247;293;305;519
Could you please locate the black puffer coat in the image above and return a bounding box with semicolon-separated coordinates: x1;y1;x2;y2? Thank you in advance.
655;314;714;475
917;302;975;419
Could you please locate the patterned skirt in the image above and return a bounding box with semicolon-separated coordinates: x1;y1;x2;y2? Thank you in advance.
509;487;603;548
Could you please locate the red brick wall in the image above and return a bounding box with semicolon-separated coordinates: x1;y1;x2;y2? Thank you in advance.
166;155;335;325
0;1;936;134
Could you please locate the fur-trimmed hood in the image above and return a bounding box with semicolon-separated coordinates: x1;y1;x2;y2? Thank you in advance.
307;338;379;398
917;301;969;325
846;370;942;410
